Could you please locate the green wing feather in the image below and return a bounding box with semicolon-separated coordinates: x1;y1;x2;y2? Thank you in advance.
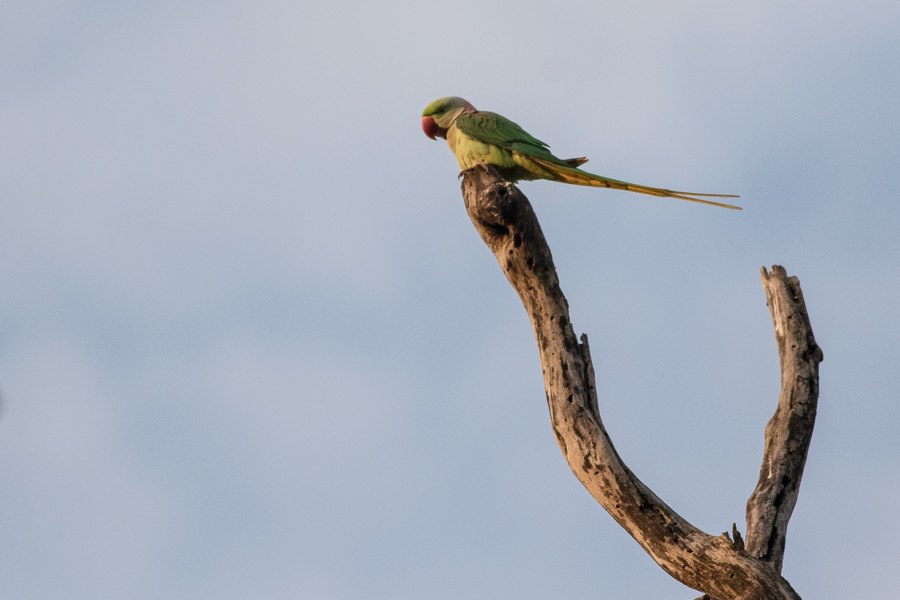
455;112;566;164
456;111;741;210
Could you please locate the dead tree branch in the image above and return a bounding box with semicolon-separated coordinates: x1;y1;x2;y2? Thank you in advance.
460;164;818;600
745;267;823;572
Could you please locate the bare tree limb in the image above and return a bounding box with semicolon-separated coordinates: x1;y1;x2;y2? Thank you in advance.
745;267;823;572
461;165;802;600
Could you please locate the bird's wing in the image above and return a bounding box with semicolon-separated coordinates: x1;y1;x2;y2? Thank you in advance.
455;111;567;164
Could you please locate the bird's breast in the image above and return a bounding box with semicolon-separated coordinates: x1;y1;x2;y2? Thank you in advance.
448;128;515;171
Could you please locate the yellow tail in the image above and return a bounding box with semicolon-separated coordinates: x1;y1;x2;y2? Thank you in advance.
530;156;742;210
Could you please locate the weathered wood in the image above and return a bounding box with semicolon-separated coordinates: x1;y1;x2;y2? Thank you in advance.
460;164;803;600
745;267;823;572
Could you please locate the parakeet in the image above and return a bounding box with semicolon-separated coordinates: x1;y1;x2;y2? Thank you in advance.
421;96;740;210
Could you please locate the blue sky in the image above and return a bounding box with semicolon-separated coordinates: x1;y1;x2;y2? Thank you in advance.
1;1;898;598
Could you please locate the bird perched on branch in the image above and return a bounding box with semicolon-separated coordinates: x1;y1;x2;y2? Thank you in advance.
421;96;740;210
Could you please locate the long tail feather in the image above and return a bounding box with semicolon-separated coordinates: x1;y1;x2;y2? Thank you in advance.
529;156;742;210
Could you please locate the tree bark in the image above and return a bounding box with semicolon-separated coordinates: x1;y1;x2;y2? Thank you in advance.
460;164;819;600
744;267;823;572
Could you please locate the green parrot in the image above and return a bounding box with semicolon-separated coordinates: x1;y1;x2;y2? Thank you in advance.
421;96;740;210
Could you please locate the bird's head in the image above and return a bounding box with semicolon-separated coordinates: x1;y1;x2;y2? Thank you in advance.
421;96;474;140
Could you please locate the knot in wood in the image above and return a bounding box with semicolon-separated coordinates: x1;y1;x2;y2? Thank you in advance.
461;164;525;234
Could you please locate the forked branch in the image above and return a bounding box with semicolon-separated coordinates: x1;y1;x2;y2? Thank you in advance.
460;165;819;600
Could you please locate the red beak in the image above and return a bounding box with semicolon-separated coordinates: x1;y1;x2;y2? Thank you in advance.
421;116;439;140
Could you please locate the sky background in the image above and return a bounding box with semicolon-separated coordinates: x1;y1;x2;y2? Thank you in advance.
1;1;898;598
